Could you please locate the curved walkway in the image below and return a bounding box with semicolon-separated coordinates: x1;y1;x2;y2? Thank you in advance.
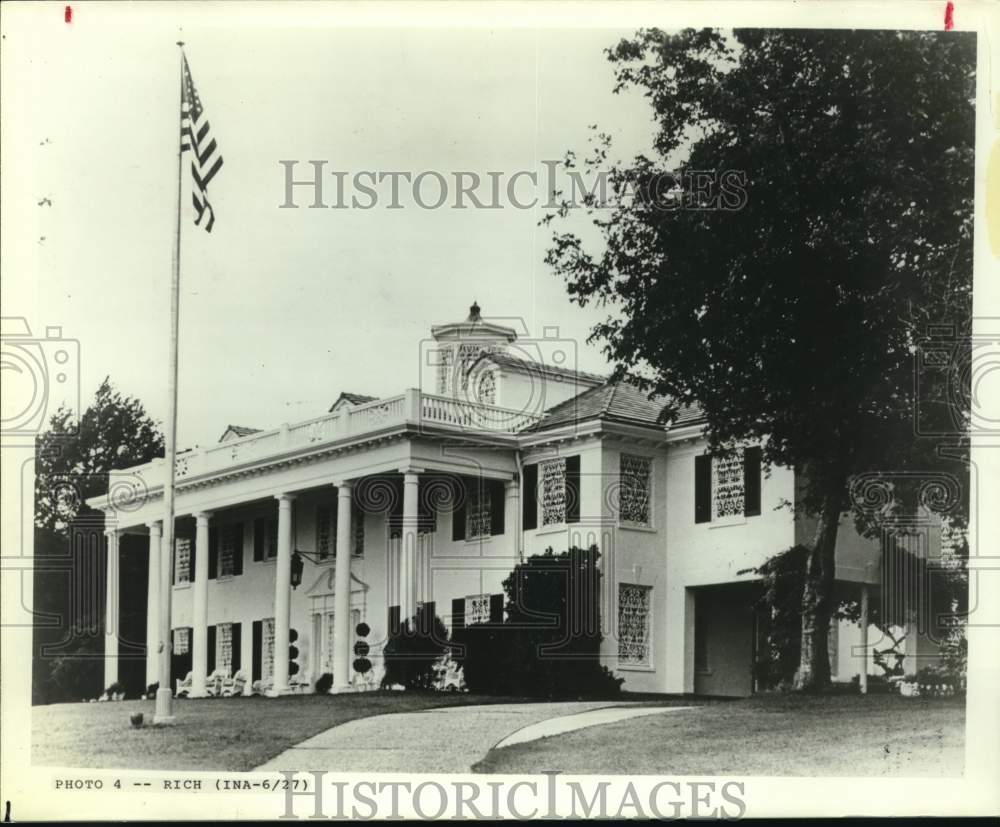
254;701;693;773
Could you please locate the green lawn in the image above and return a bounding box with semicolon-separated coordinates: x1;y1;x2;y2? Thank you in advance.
32;692;531;772
473;694;966;777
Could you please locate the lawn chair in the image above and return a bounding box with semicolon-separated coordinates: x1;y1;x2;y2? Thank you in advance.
175;671;193;698
222;670;248;697
205;669;226;697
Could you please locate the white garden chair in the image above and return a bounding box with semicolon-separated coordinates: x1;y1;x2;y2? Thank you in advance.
175;671;193;698
222;670;248;697
205;669;226;697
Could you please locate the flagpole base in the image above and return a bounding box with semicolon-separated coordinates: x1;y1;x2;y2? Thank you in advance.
153;687;176;725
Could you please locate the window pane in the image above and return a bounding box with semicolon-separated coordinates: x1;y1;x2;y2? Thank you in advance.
620;454;652;526
712;450;745;519
465;482;492;539
541;459;567;526
262;618;275;681
175;538;191;583
618;584;651;665
218;622;233;674
219;525;239;576
466;594;491;625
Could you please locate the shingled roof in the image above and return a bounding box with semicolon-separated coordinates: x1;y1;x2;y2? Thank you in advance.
218;424;263;442
529;380;704;433
328;391;378;412
486;352;607;386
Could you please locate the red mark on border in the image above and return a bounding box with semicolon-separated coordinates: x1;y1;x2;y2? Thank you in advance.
944;2;954;30
64;5;72;23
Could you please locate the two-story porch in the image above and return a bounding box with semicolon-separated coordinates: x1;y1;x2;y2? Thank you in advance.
90;388;533;698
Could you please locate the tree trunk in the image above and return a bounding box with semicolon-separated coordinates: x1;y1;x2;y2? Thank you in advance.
794;488;843;691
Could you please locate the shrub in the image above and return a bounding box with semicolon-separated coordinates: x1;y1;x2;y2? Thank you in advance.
453;545;623;699
47;643;104;702
315;672;333;694
380;604;449;690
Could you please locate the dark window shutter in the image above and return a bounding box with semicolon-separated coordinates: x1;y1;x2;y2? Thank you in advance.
565;455;581;524
171;539;176;585
744;447;762;517
451;597;465;633
251;620;262;681
695;454;712;524
452;479;467;542
207;625;216;674
522;464;538;531
189;535;196;583
490;480;505;536
254;518;265;561
231;623;242;672
232;523;244;575
421;601;436;635
489;593;505;624
208;526;219;579
389;605;401;635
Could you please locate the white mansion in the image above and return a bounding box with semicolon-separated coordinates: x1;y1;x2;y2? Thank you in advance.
89;304;939;698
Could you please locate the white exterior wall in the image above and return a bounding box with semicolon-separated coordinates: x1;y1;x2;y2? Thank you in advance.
663;440;797;694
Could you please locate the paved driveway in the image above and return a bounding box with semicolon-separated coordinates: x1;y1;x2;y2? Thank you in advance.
254;701;687;773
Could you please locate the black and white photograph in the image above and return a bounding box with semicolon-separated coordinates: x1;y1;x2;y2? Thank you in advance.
1;1;998;820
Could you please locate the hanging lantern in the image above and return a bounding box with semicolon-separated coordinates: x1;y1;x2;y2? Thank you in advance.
290;550;304;589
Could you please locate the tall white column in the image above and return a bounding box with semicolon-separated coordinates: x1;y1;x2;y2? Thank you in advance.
145;522;162;687
333;481;354;690
270;494;295;695
191;512;212;698
401;471;421;622
103;528;120;689
505;478;519;557
859;584;869;695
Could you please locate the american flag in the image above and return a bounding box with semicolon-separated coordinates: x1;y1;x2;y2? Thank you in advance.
180;54;223;232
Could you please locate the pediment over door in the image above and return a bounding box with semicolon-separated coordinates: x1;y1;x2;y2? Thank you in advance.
303;567;370;599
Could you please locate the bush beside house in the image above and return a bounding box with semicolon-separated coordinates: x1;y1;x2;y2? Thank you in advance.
453;546;623;699
380;604;450;690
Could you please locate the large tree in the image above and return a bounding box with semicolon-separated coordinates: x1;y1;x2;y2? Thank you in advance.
545;29;974;689
33;378;164;702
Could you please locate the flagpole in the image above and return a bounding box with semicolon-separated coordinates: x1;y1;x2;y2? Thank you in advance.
154;40;186;725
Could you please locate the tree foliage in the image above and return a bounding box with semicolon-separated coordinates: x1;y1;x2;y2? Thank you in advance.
35;376;164;533
33;379;163;703
545;29;974;689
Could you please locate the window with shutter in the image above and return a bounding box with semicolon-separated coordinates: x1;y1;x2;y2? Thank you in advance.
218;524;241;577
696;446;763;523
262;618;275;681
174;538;192;584
218;622;234;674
712;452;745;520
619;454;652;527
352;503;365;556
465;594;491;625
316;506;333;559
465;479;492;539
618;584;652;666
541;458;567;526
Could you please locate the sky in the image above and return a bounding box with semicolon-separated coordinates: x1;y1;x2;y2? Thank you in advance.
2;5;661;449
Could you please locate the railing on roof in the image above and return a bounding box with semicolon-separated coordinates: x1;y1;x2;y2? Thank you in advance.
105;389;541;494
